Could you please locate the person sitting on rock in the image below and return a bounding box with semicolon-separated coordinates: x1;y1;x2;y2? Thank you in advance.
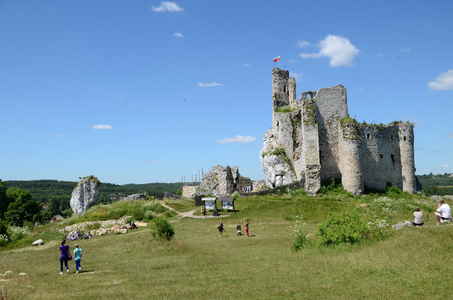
131;220;137;229
435;199;452;225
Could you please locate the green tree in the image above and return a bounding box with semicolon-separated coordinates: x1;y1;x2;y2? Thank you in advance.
0;180;11;219
5;188;42;226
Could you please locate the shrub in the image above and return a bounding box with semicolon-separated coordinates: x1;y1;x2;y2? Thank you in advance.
290;189;307;198
291;216;312;251
319;179;344;194
163;210;177;218
0;219;8;236
145;201;167;213
150;217;174;240
144;211;154;222
132;210;145;221
63;208;73;218
316;212;369;246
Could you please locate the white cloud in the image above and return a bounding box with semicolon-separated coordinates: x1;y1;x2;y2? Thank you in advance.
197;82;223;87
296;40;310;48
428;70;453;90
92;124;114;130
299;35;360;67
53;134;63;137
442;164;451;168
173;32;184;38
447;133;453;138
243;63;251;67
216;135;256;144
289;71;302;82
376;53;383;57
147;159;160;163
151;1;184;13
401;48;411;53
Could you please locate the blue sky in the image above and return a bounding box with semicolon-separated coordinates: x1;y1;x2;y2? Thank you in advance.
0;0;452;184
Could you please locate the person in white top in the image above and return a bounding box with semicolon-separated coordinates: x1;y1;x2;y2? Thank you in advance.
412;206;424;226
435;199;452;225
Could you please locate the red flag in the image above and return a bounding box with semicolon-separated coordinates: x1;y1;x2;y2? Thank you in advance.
273;56;280;63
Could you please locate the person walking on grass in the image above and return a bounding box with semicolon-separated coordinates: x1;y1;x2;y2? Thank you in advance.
244;219;250;237
74;243;83;273
218;220;224;237
59;239;70;274
412;206;424;226
435;198;452;225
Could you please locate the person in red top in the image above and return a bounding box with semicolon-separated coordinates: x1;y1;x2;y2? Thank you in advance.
59;239;70;274
244;220;249;237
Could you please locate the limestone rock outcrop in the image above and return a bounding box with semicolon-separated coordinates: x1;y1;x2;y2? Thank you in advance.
196;165;245;197
260;130;297;188
70;177;101;213
124;193;146;201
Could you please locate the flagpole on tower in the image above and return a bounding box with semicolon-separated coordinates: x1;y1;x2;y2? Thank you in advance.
273;55;281;68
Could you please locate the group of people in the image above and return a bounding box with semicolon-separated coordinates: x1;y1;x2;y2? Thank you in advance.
217;219;249;237
412;198;452;226
238;186;252;194
58;240;83;274
200;206;218;217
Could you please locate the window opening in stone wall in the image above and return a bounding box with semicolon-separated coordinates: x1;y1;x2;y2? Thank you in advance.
404;136;407;141
380;154;383;159
391;154;395;165
284;86;287;93
391;135;393;140
366;133;370;139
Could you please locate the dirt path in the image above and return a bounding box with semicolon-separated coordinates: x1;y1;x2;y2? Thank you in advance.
161;203;229;219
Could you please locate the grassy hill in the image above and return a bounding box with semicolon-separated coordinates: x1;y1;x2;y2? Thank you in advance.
1;188;452;299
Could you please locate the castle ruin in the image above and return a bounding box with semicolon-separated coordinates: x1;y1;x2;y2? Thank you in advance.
260;69;417;195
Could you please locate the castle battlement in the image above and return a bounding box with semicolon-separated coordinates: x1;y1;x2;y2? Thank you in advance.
260;69;417;195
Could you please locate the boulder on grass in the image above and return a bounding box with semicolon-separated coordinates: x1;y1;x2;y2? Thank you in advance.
32;239;44;246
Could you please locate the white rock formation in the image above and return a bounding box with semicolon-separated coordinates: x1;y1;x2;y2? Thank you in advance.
70;177;101;214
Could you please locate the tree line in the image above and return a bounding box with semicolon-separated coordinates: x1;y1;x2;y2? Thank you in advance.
0;179;183;227
417;173;453;196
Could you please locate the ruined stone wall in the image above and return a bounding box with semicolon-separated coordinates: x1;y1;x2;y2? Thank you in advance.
301;97;321;195
359;125;402;191
314;85;348;183
340;123;363;195
182;185;197;198
272;69;291;110
398;123;416;193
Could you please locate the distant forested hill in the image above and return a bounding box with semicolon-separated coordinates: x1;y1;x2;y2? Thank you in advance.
4;180;183;204
417;173;453;196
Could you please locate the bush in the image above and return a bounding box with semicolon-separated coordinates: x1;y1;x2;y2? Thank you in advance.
319;179;344;194
144;211;154;222
145;201;167;213
163;210;177;218
63;208;73;218
132;210;145;221
0;219;8;236
150;217;174;240
291;216;312;251
316;212;369;246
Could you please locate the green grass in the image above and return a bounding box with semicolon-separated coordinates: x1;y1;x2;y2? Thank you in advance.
0;191;451;299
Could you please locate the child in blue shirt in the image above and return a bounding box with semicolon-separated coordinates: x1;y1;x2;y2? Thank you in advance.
74;244;83;273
